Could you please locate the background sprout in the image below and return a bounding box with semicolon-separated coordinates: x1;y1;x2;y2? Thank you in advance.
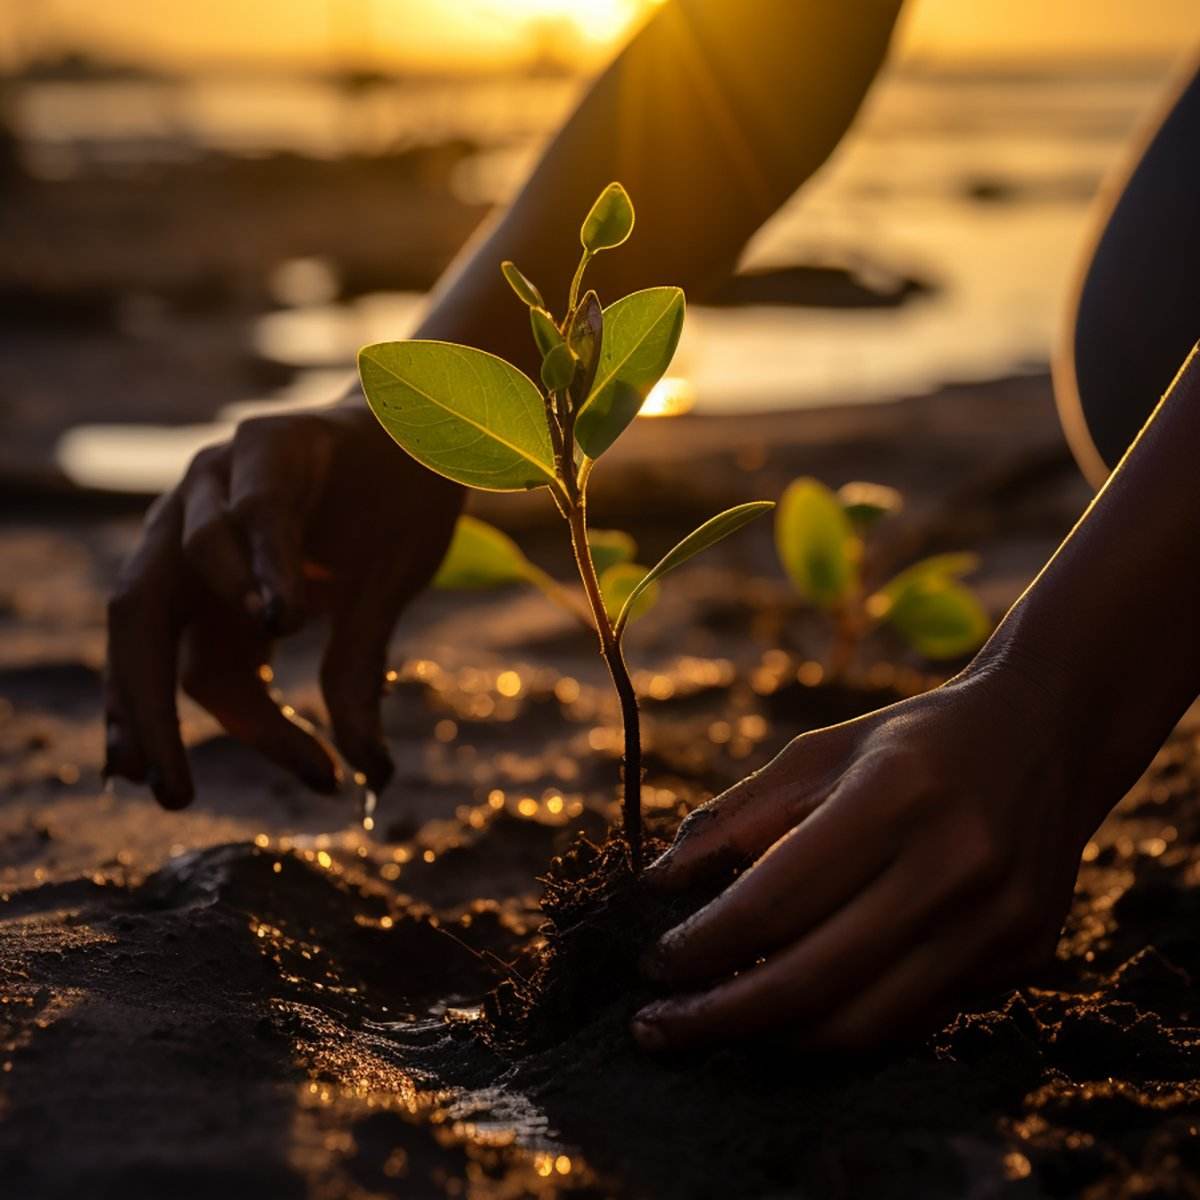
776;476;990;677
359;183;773;872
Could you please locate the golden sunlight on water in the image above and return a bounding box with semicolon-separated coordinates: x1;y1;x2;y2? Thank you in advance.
639;376;695;418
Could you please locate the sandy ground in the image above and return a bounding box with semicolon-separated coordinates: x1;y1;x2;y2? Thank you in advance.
13;376;1200;1197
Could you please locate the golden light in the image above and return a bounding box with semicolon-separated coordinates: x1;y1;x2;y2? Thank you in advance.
639;376;695;418
479;0;661;45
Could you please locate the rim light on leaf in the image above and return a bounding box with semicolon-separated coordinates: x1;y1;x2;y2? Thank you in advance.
541;342;577;393
501;261;545;310
869;552;982;618
530;308;563;357
433;514;531;589
776;477;859;609
601;562;658;626
575;287;685;460
885;578;990;660
359;341;556;492
616;501;774;633
581;181;635;253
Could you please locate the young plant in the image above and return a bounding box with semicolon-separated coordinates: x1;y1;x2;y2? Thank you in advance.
358;182;773;871
775;477;990;678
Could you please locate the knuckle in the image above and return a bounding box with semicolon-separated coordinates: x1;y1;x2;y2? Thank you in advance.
181;514;224;562
232;415;280;447
183;443;229;483
227;487;268;525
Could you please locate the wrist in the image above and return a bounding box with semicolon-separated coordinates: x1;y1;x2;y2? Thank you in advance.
963;612;1173;837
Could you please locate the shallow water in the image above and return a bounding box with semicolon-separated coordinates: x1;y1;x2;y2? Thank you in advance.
45;64;1176;493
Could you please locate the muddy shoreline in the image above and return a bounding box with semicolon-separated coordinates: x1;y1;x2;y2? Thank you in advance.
6;381;1200;1198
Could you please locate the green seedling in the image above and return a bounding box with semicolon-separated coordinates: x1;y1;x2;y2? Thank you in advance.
358;182;773;871
775;477;990;678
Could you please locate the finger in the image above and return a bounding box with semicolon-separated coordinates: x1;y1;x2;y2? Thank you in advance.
632;857;929;1052
228;418;332;635
178;448;261;619
103;671;147;783
320;592;404;794
106;494;193;808
644;755;894;986
180;609;341;795
803;905;995;1051
647;725;857;891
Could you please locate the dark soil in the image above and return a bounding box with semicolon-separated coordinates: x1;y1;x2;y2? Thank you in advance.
6;643;1200;1199
4;386;1187;1198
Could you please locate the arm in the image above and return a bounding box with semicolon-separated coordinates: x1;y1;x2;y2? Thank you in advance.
636;341;1200;1052
106;0;904;808
410;0;904;367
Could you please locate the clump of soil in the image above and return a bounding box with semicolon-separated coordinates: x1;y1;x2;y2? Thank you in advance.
481;834;715;1054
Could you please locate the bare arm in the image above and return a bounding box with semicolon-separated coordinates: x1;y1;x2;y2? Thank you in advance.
406;0;904;364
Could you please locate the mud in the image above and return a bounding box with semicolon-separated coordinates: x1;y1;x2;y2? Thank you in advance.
5;646;1200;1198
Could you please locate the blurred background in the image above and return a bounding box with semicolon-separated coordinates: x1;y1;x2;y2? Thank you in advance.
3;0;1200;496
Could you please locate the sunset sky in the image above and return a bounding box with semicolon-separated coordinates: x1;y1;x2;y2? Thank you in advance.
4;0;1200;70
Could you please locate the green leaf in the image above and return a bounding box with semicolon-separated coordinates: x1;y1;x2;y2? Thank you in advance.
616;501;774;632
575;287;685;459
530;307;563;358
501;261;544;309
837;480;903;528
433;514;531;589
883;577;990;660
588;528;637;576
359;340;557;492
601;562;658;625
541;342;577;393
871;552;981;615
581;181;634;253
775;478;859;609
567;290;603;407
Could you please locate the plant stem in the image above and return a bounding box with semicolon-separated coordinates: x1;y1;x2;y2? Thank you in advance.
567;250;591;314
566;497;643;872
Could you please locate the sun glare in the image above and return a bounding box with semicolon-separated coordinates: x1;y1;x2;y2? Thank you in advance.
485;0;659;44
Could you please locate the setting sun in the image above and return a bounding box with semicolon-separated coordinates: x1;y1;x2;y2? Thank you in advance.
478;0;661;44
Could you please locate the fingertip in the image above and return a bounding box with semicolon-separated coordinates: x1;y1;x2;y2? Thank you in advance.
349;740;394;795
298;754;343;797
104;721;146;784
638;940;675;983
631;1008;672;1053
147;764;194;811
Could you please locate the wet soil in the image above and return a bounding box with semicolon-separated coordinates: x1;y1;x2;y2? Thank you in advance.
7;384;1194;1198
5;631;1200;1198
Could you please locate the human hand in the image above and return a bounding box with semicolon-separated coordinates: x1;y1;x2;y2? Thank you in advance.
105;405;462;808
633;656;1103;1052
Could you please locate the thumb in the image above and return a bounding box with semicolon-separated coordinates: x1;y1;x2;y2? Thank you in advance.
648;727;854;890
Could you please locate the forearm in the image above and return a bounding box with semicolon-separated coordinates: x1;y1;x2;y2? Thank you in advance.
344;0;901;403
980;341;1200;803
